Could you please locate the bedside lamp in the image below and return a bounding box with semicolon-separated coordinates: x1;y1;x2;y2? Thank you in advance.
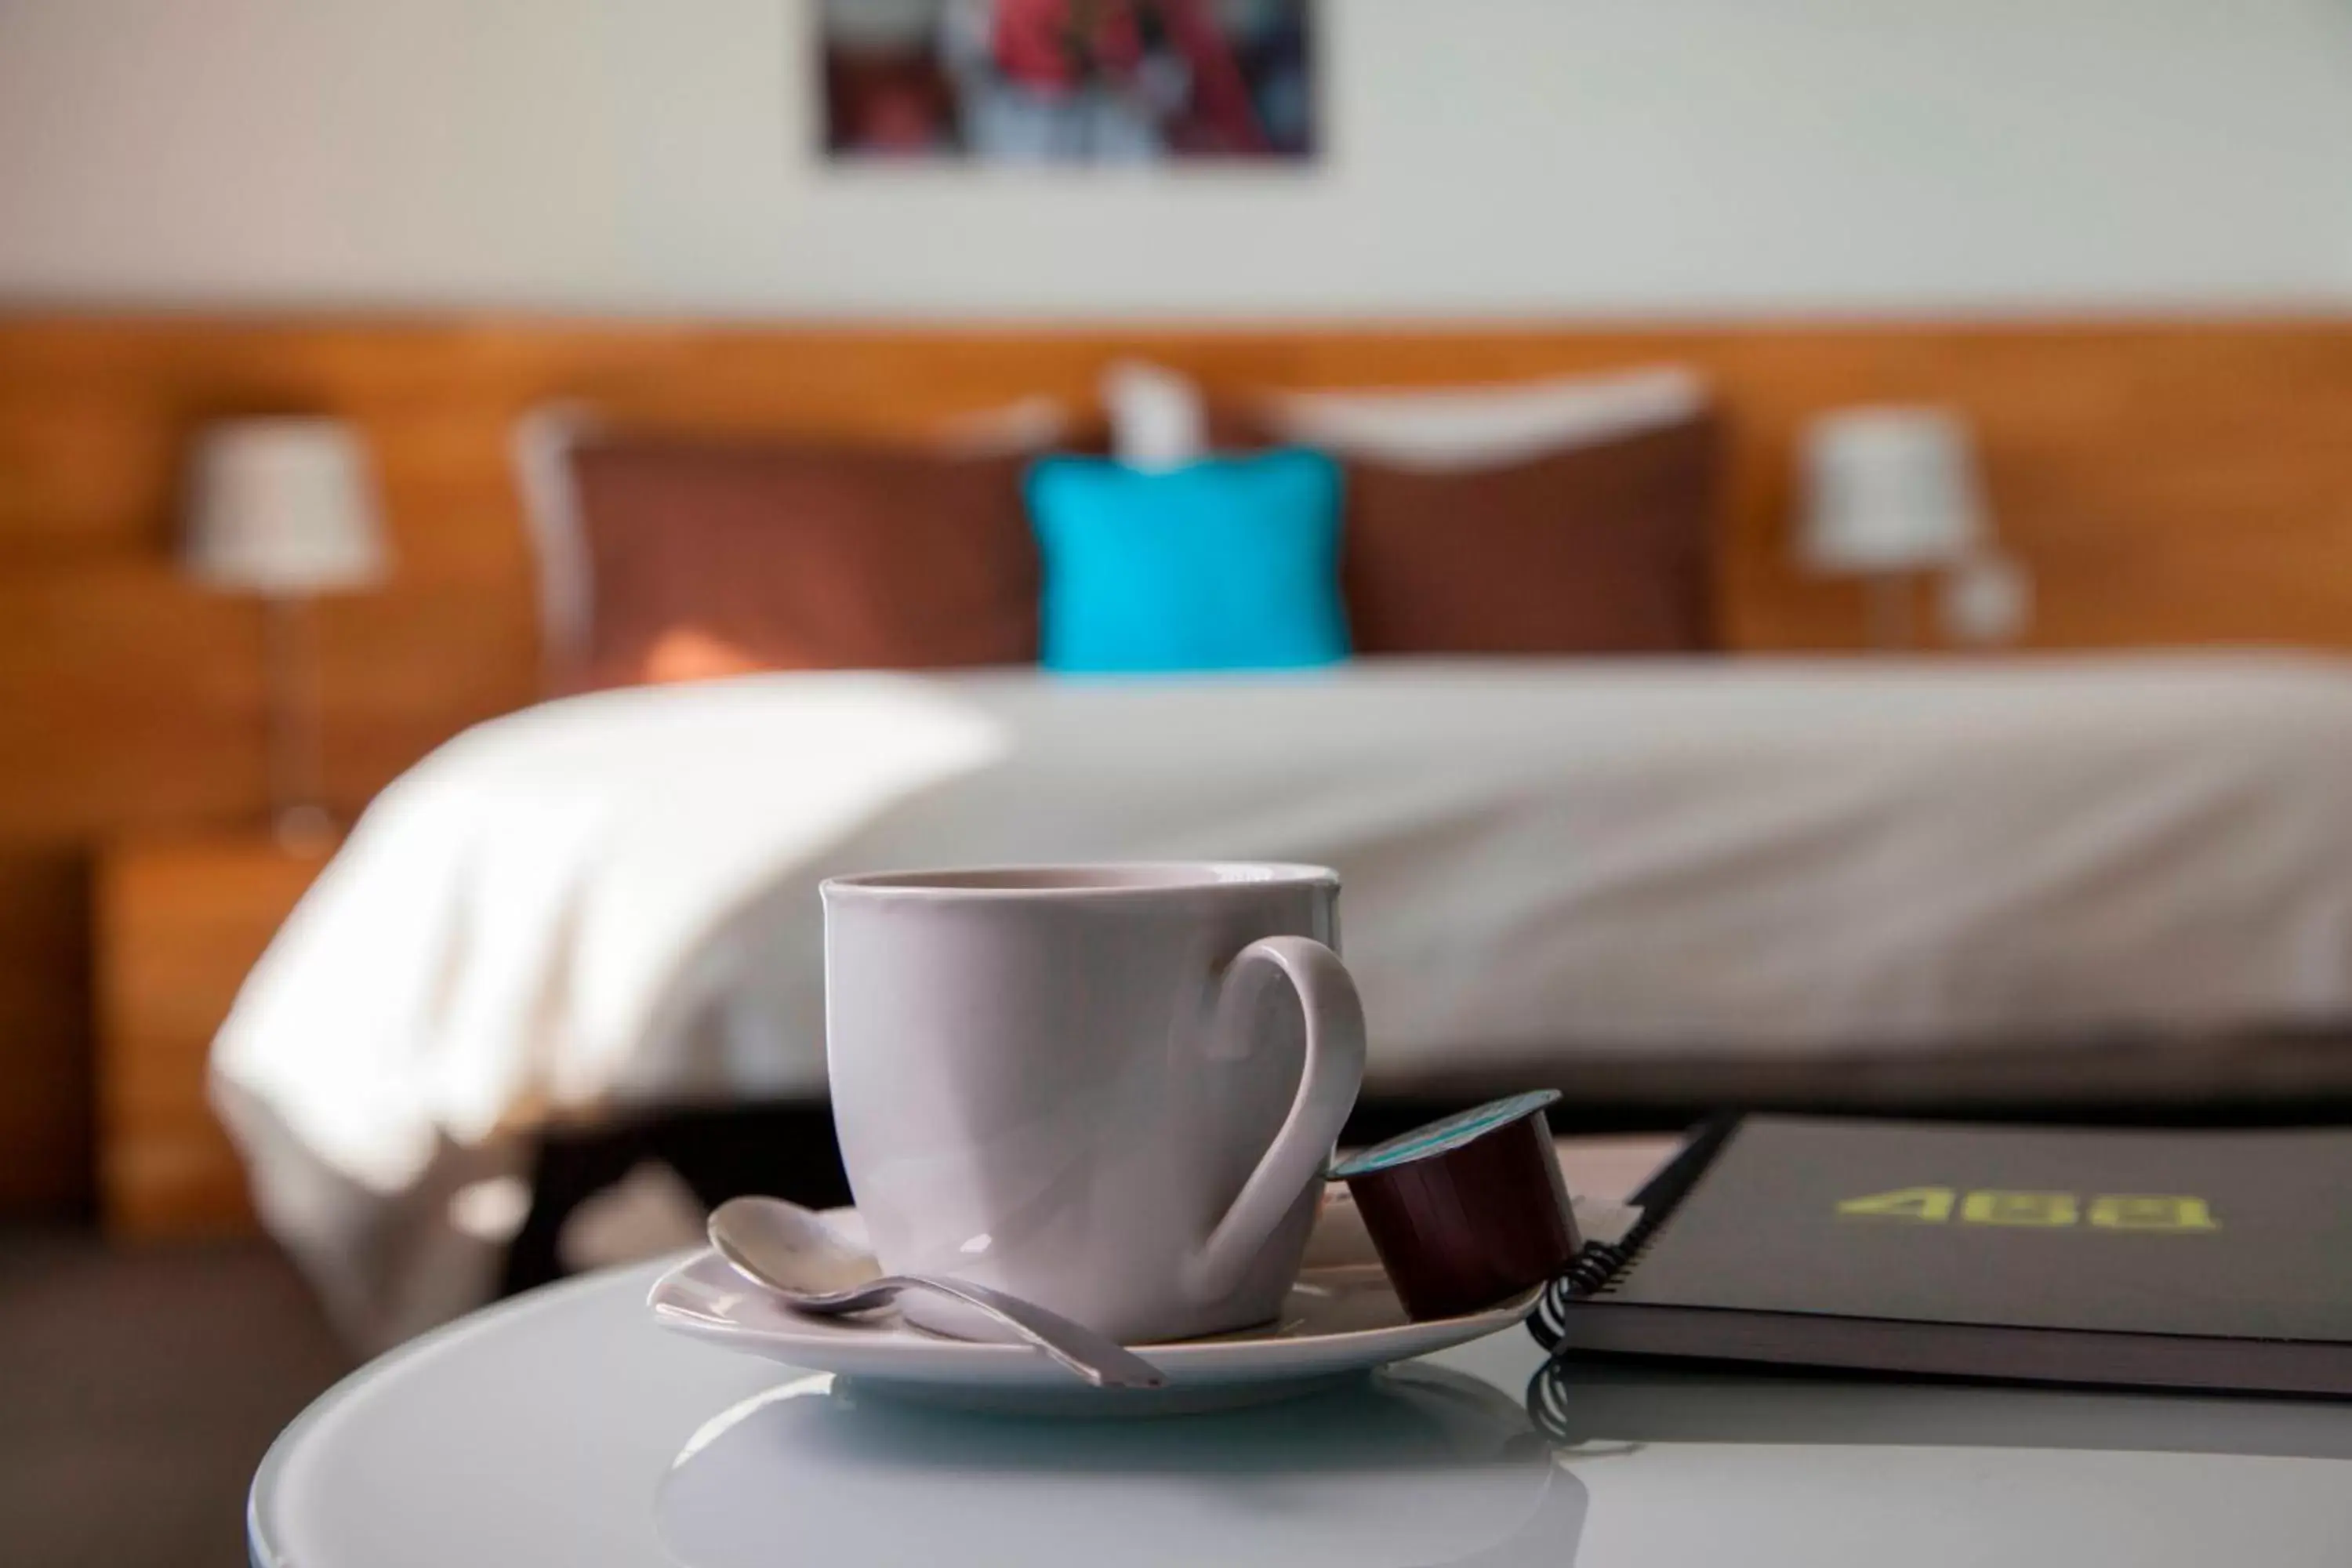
183;417;390;846
1798;407;1987;648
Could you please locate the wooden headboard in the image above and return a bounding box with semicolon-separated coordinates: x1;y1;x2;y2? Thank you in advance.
5;311;2352;1211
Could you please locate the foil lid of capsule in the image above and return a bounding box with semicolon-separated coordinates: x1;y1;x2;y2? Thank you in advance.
1328;1090;1564;1180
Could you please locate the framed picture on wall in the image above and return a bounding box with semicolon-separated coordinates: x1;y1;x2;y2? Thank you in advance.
816;0;1318;165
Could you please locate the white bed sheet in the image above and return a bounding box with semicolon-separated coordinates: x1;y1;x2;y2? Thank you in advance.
211;655;2352;1343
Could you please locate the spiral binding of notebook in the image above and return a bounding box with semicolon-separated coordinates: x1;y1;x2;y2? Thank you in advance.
1528;1113;1740;1352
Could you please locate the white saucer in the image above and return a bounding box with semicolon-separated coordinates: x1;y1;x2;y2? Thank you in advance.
647;1222;1537;1416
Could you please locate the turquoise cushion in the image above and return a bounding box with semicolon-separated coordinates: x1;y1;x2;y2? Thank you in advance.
1026;449;1349;674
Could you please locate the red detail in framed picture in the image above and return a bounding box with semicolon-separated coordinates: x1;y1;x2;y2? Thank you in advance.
817;0;1318;164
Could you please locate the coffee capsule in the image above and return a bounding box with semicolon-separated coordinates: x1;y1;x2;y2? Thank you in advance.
1328;1090;1581;1321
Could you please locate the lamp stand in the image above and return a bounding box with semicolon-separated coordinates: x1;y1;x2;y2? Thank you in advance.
263;591;336;850
1867;574;1915;652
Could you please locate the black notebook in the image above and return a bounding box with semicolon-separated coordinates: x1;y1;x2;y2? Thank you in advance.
1534;1115;2352;1396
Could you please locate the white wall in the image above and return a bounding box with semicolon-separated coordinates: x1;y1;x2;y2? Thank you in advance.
3;0;2351;318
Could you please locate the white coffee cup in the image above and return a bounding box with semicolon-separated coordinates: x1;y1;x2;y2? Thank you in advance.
823;863;1367;1345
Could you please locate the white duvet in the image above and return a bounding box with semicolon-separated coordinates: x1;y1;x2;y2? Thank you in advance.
212;655;2352;1342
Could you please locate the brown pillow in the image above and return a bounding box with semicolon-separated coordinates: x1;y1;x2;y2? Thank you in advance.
1212;406;1722;655
563;437;1041;690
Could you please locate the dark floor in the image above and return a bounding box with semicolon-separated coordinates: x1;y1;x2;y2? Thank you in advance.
0;1228;352;1568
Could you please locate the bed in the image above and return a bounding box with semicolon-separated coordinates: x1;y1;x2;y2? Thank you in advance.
213;654;2352;1343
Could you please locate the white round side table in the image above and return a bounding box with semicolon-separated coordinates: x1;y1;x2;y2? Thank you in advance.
251;1258;2352;1568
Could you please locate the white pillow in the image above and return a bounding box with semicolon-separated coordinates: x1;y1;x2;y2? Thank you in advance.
1101;359;1208;470
931;394;1081;457
1257;365;1708;471
511;403;600;683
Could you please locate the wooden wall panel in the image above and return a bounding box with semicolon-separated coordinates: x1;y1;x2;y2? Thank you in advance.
9;314;2352;651
3;311;2351;1216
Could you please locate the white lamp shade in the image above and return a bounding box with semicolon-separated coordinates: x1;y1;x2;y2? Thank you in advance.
1799;407;1987;575
183;418;390;594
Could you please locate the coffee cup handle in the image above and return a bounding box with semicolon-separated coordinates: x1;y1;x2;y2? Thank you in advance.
1181;935;1368;1306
